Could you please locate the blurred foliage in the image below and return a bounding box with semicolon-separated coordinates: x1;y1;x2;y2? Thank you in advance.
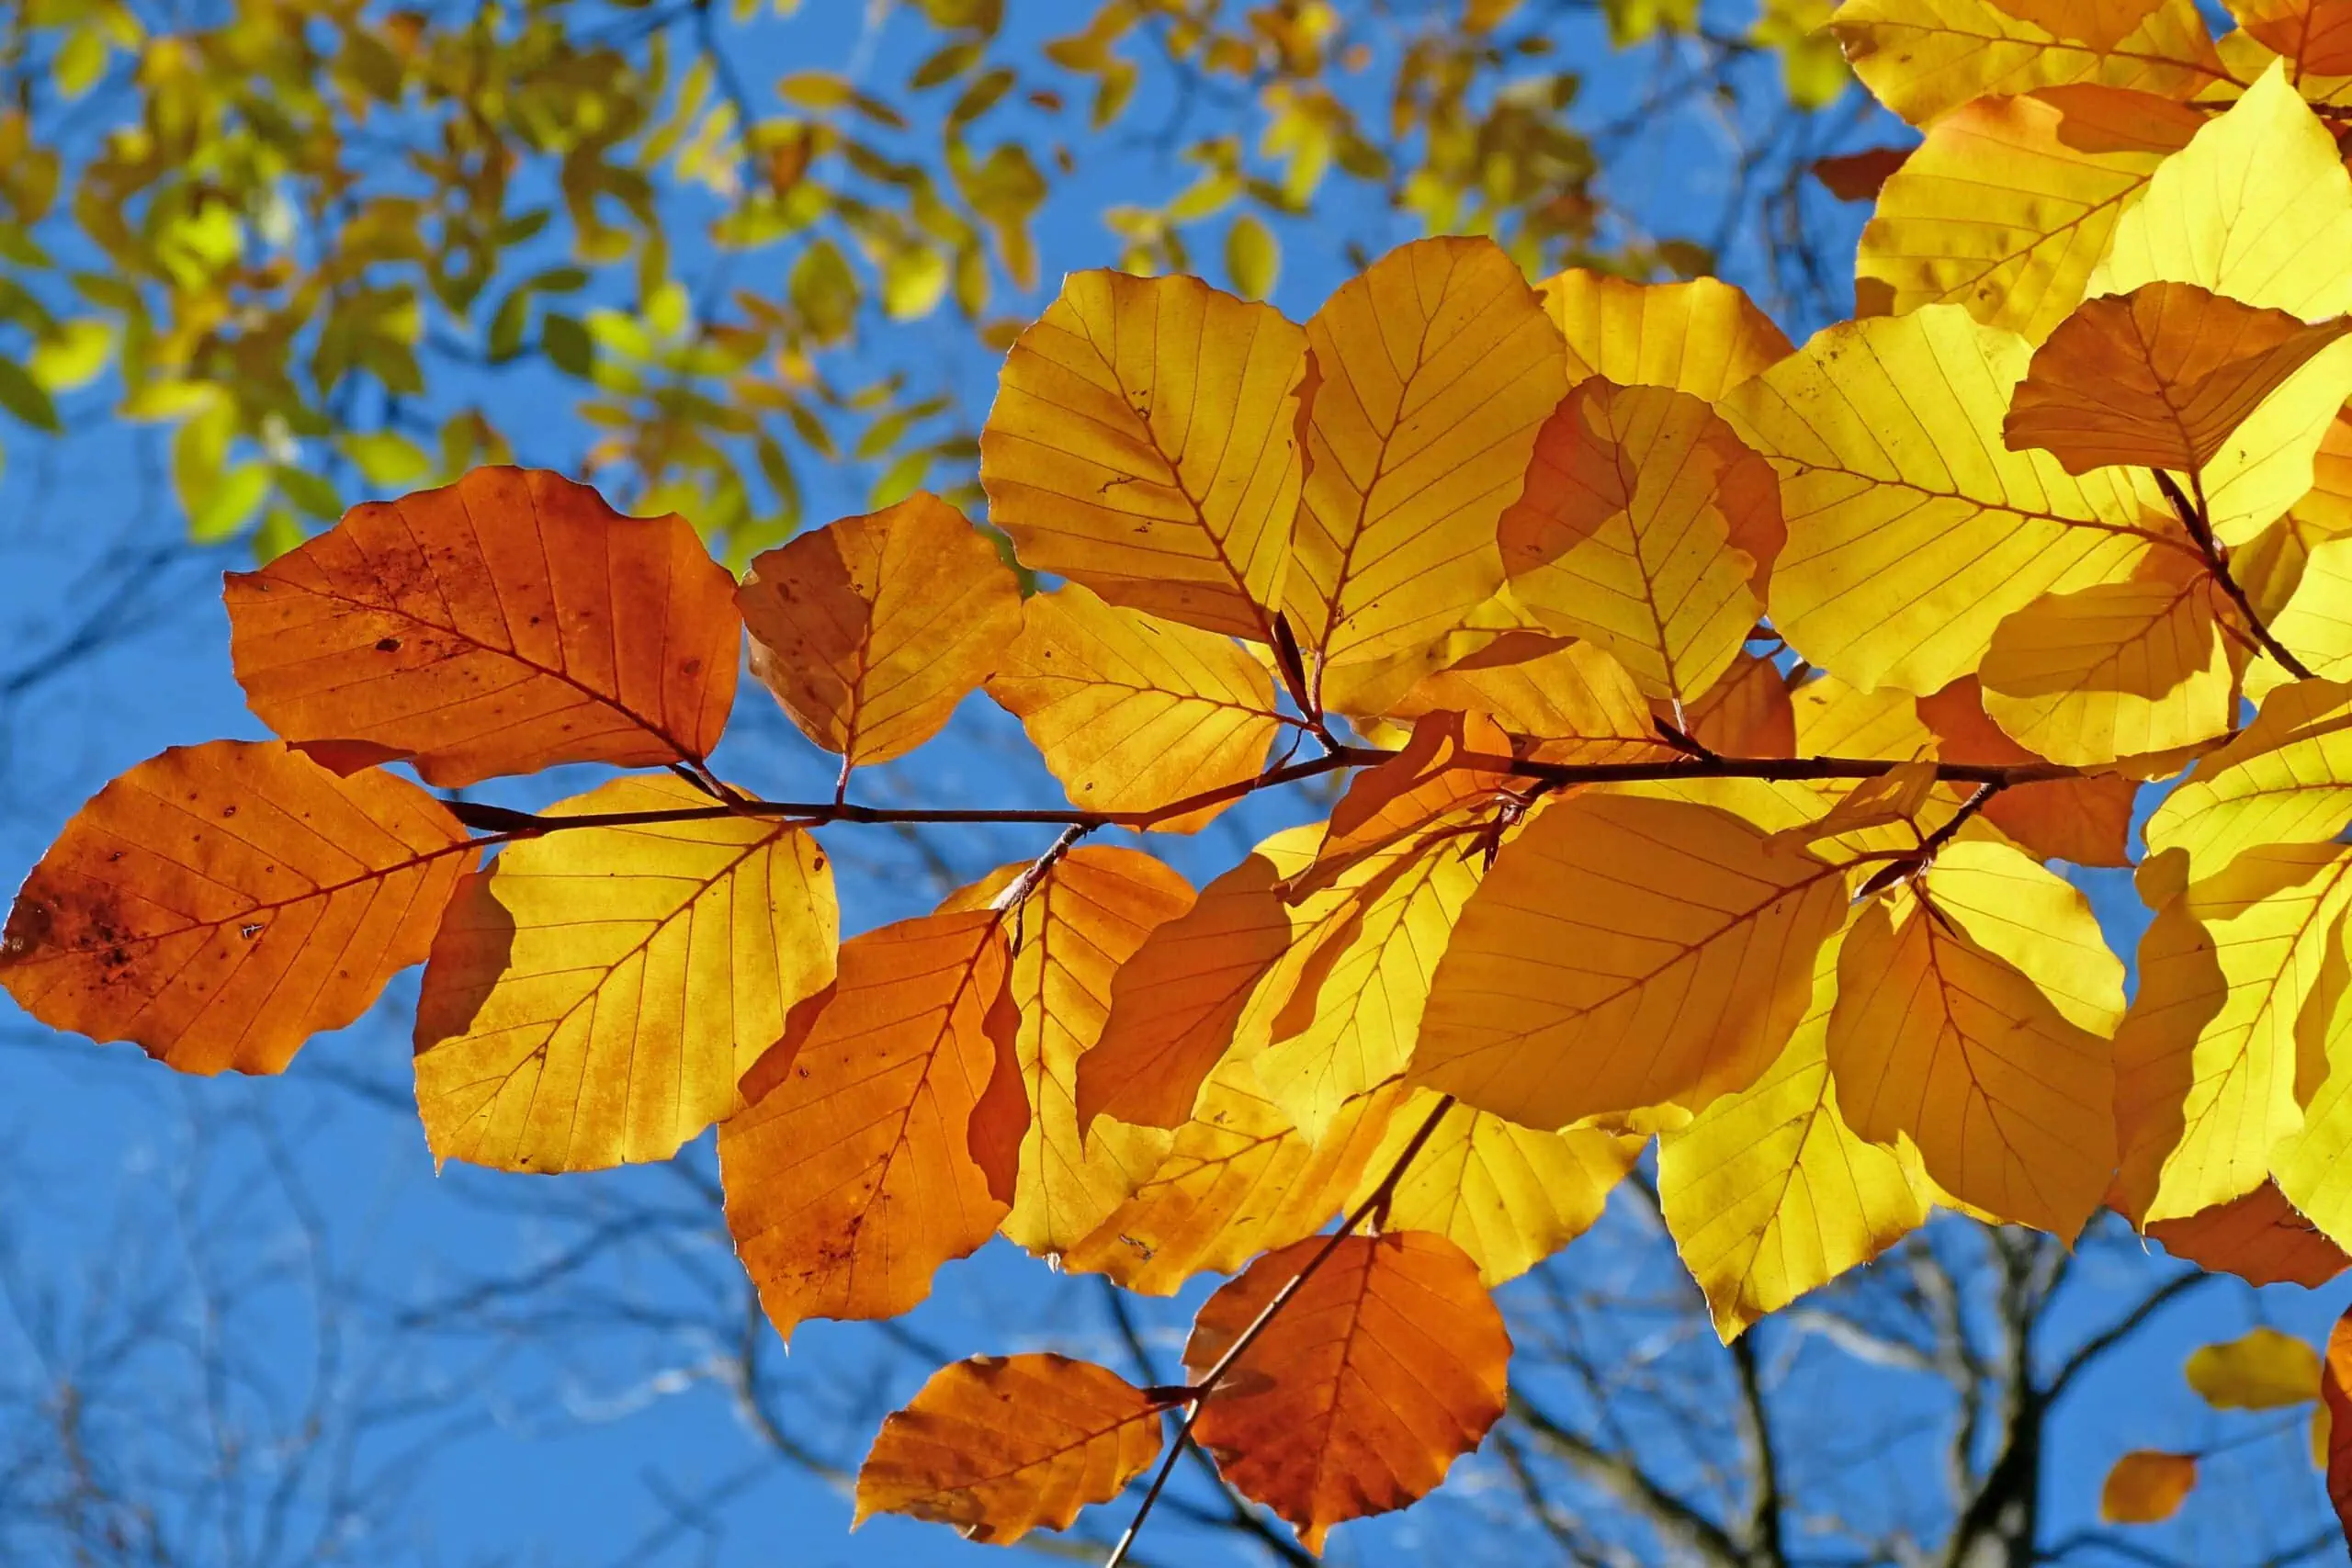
0;0;1851;562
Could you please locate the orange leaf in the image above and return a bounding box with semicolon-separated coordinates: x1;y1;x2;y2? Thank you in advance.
224;468;739;788
1917;677;2136;865
738;492;1021;768
413;773;837;1173
1993;0;2169;50
854;1354;1169;1544
2324;1305;2352;1547
2233;1;2352;81
979;269;1306;643
937;847;1194;1257
1382;634;1672;768
2099;1450;2198;1524
1679;650;1797;757
1185;1231;1510;1552
0;741;472;1076
719;909;1024;1339
2146;1182;2351;1288
2004;283;2352;476
1290;235;1568;670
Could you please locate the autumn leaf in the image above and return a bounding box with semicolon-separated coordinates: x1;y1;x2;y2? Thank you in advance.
1185;1230;1510;1553
1357;1089;1640;1287
985;585;1285;829
2093;62;2352;324
979;269;1306;642
1917;676;2137;865
1059;1061;1403;1293
0;741;471;1076
1413;791;1847;1133
2324;1305;2352;1548
1830;0;2226;127
1723;305;2160;695
936;847;1193;1258
1380;634;1673;766
2099;1451;2197;1525
1682;650;1798;757
223;468;741;788
413;773;837;1173
1658;929;1929;1340
1499;378;1777;705
2233;0;2352;75
1855;86;2203;343
2257;535;2352;688
737;491;1022;770
854;1354;1170;1544
2145;678;2352;881
2143;1181;2351;1288
1828;844;2119;1237
1537;268;1794;403
1288;235;1567;671
719;908;1024;1339
2186;1326;2322;1410
1992;0;2172;51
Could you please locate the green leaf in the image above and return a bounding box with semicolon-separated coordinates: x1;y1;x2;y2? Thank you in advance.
28;319;108;391
543;312;595;377
343;430;431;487
1225;213;1279;300
790;238;860;344
272;464;345;523
187;461;273;543
250;507;307;564
0;355;60;432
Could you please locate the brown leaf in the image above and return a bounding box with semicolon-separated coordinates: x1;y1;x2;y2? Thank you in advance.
1917;677;2137;866
1;741;472;1075
720;909;1024;1339
2146;1181;2351;1288
738;491;1022;769
854;1354;1170;1544
225;468;740;788
1811;147;1911;202
1185;1230;1510;1552
2325;1304;2352;1550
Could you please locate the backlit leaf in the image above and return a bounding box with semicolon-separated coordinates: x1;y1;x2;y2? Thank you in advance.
1658;929;1930;1340
2257;535;2352;684
1289;236;1568;671
854;1354;1168;1544
1381;634;1672;766
2231;0;2352;74
1538;268;1794;403
1829;0;2226;126
2099;1451;2197;1524
413;774;837;1173
1722;306;2159;695
738;491;1022;768
936;847;1193;1258
986;585;1284;830
2325;1307;2352;1544
980;269;1306;642
2186;1326;2322;1409
1413;792;1848;1133
1184;1230;1510;1553
720;909;1025;1339
2146;678;2352;881
1917;676;2138;864
224;468;741;788
0;741;471;1076
2145;1181;2351;1287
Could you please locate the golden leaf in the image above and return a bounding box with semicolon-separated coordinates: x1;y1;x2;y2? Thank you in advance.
2230;1;2352;76
2099;1451;2198;1524
1289;235;1568;670
0;741;471;1075
413;774;837;1173
980;269;1306;642
2146;677;2352;881
2144;1180;2350;1287
720;909;1024;1339
2186;1326;2323;1408
1382;633;1672;766
1184;1230;1510;1553
937;847;1193;1258
1538;268;1794;403
738;491;1022;769
985;584;1284;829
1917;676;2138;864
1829;0;2226;127
1412;792;1848;1132
223;467;741;787
854;1354;1168;1545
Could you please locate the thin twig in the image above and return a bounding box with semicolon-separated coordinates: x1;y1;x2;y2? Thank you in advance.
2154;467;2315;680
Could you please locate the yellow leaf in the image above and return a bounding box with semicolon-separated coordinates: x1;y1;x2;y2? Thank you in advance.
2264;907;2352;1247
1305;711;1516;875
1382;633;1673;766
0;741;472;1076
2301;404;2352;534
854;1354;1167;1545
1977;557;2234;765
1856;86;2204;344
2144;1180;2351;1287
2186;1326;2323;1409
1499;379;1774;705
2093;62;2352;323
1993;0;2170;50
2114;845;2352;1222
1722;305;2161;695
1917;676;2139;865
979;269;1307;642
985;585;1284;829
224;468;741;788
1289;236;1568;671
1355;1089;1640;1286
937;847;1193;1258
1183;1230;1509;1554
1918;840;2129;1033
1658;929;1929;1341
413;774;837;1173
1226;211;1279;300
2005;283;2352;476
1829;0;2227;126
1059;1061;1402;1293
1770;760;1940;850
1684;650;1798;755
2099;1451;2198;1525
738;491;1022;768
1827;850;2118;1236
2146;677;2352;881
1537;268;1794;403
1074;825;1319;1131
2259;534;2352;683
719;909;1025;1339
1412;792;1848;1132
